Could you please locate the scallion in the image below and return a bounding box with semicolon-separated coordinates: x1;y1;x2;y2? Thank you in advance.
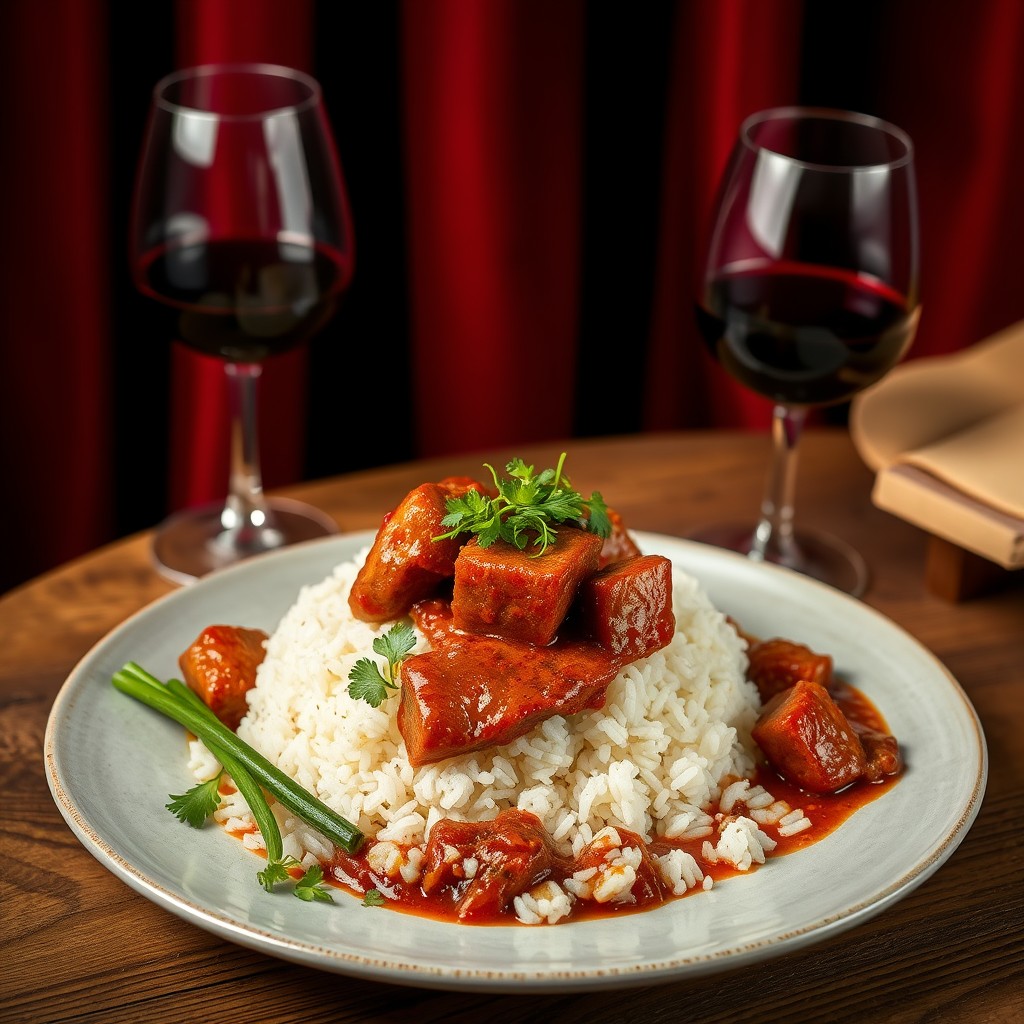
112;662;364;858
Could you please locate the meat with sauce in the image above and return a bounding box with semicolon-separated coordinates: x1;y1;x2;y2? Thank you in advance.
597;506;643;568
574;554;675;660
178;624;268;730
853;724;903;782
421;809;566;920
745;637;833;701
397;633;620;766
419;813;667;920
451;528;603;646
752;679;867;793
570;827;667;907
400;556;676;768
348;476;487;623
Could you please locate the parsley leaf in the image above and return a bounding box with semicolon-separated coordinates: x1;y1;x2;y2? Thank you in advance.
294;864;335;903
257;856;298;893
373;620;416;665
434;452;612;555
347;621;416;707
362;888;386;907
165;772;223;828
347;658;396;707
257;858;335;902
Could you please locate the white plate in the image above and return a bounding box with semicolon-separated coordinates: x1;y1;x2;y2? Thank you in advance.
44;530;987;993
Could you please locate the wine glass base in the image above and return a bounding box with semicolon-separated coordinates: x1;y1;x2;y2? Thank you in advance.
687;522;870;598
152;496;339;586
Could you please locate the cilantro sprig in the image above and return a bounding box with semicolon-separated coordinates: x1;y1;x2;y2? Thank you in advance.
257;857;335;901
433;453;611;555
166;772;225;828
347;621;416;707
293;863;336;903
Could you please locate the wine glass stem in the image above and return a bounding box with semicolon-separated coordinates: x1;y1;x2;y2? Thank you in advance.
749;404;805;565
222;362;278;546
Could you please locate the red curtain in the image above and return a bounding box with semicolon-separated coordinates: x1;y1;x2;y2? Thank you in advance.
0;0;113;583
2;0;1023;593
879;0;1024;355
645;0;805;431
401;0;585;455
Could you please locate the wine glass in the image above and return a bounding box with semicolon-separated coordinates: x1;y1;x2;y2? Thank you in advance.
129;63;355;585
691;106;920;597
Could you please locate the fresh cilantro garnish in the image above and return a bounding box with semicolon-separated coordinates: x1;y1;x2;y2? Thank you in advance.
362;888;386;907
433;452;611;555
257;857;297;893
294;864;335;903
347;620;417;707
165;772;223;827
257;858;335;902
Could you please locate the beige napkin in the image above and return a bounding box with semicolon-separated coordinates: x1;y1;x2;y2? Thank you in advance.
898;403;1024;520
850;320;1024;568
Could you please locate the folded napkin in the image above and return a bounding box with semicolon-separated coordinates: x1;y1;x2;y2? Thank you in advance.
897;403;1024;520
850;320;1024;569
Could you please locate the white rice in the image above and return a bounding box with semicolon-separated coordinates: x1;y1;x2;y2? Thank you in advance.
225;547;768;868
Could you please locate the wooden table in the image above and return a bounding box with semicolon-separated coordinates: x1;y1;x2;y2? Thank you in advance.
4;430;1022;1024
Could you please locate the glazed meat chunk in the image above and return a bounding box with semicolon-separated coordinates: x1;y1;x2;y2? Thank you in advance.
348;476;486;623
854;725;903;782
451;528;603;646
745;637;833;701
397;633;619;766
570;826;667;907
178;624;269;730
574;554;675;660
752;679;866;793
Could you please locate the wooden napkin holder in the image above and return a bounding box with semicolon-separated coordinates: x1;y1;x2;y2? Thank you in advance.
872;463;1022;600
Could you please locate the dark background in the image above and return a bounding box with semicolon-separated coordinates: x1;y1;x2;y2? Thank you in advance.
3;1;1021;594
105;2;880;544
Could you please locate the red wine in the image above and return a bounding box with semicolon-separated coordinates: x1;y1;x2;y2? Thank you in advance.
136;239;353;361
695;262;916;406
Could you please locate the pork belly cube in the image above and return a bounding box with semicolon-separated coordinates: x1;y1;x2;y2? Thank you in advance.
752;679;867;794
746;637;833;701
348;476;486;622
451;528;604;646
178;624;269;731
575;554;675;660
397;634;619;766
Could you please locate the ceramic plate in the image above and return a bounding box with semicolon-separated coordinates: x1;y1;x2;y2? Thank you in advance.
44;531;987;993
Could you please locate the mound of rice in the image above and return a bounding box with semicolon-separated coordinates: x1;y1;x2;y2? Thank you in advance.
221;547;768;870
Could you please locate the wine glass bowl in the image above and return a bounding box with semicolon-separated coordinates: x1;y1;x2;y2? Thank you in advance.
691;107;919;596
130;63;354;585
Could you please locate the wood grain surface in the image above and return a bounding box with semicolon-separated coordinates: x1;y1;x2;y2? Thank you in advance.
2;430;1022;1024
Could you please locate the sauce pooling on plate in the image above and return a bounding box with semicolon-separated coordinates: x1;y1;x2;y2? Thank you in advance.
212;669;900;926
